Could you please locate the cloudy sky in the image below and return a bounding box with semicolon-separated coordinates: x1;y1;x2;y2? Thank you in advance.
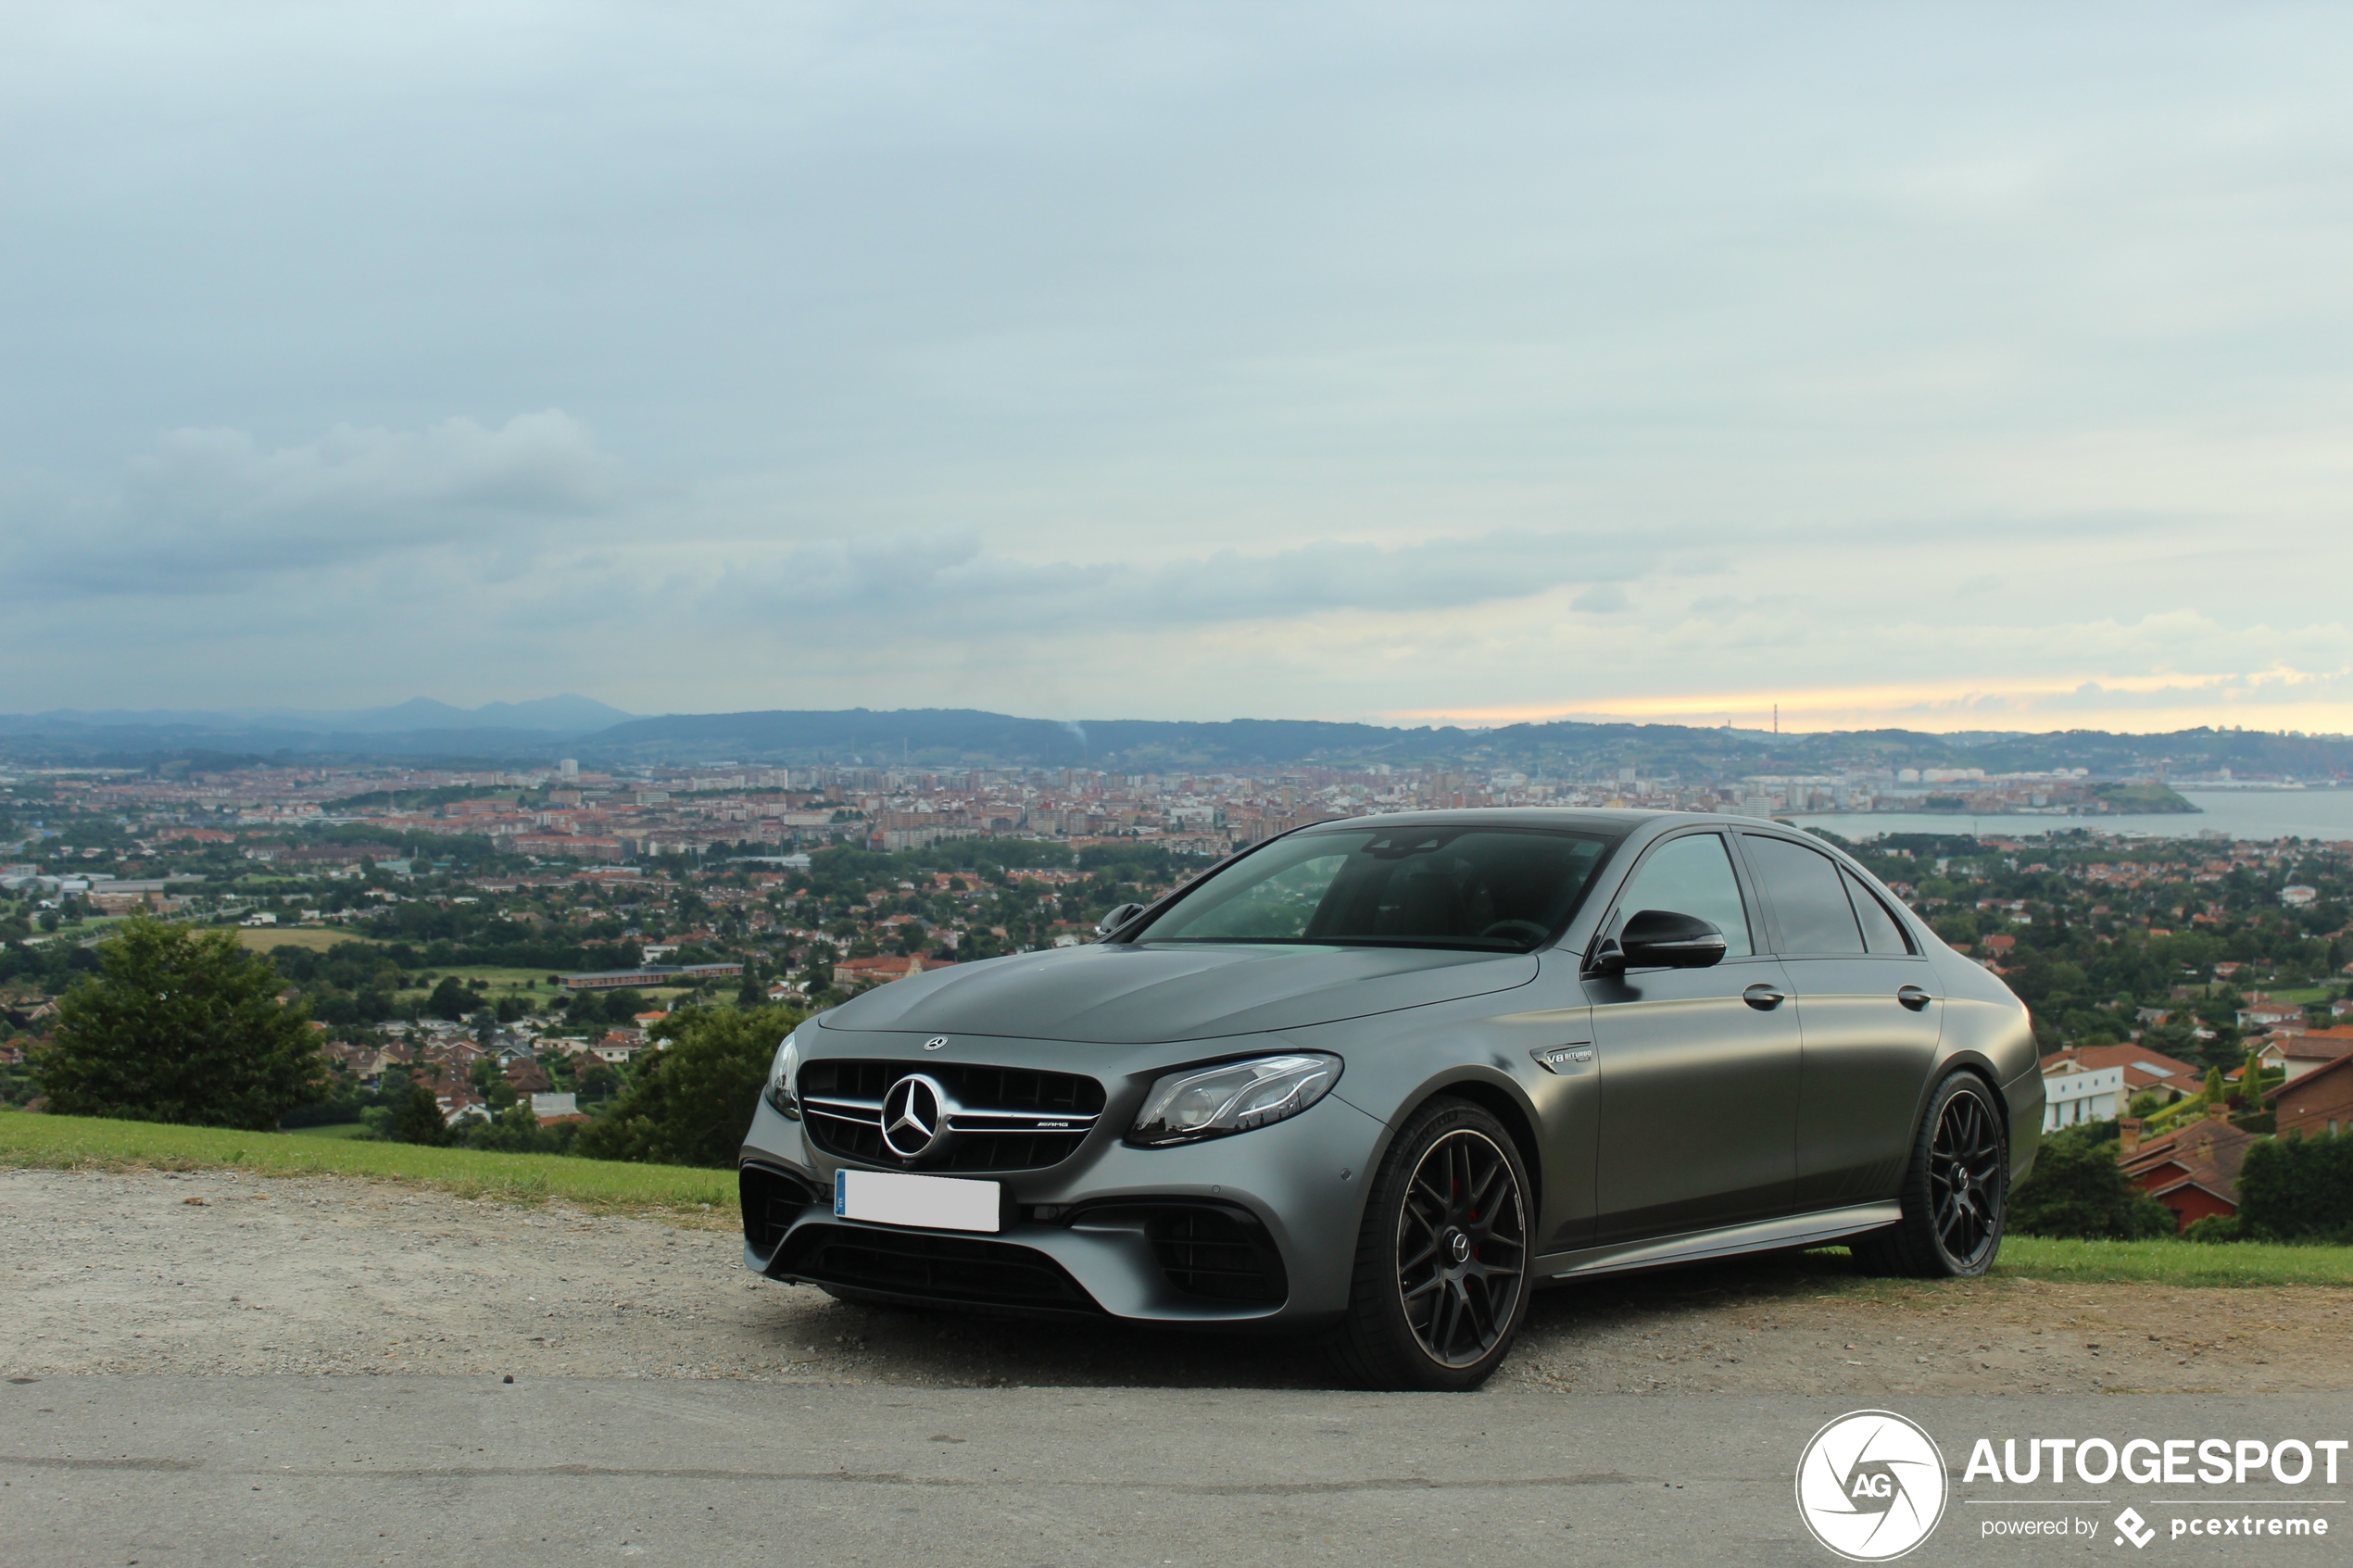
5;2;2350;733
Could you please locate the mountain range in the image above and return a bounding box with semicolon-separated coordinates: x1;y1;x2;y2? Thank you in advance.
1;699;2347;781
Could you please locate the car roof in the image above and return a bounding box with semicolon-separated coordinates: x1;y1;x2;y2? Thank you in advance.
1297;807;1760;836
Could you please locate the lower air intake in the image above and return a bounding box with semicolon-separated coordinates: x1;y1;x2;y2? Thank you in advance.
777;1223;1099;1312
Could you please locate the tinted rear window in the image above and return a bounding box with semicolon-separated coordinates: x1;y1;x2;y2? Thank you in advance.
1138;825;1616;951
1741;834;1866;955
1844;871;1915;955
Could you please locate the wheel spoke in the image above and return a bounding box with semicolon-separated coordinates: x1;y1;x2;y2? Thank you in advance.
1400;1271;1445;1303
1393;1128;1526;1368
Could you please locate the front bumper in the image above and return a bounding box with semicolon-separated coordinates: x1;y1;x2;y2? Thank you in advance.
737;1084;1386;1329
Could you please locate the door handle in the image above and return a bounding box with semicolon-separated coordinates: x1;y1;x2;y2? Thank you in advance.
1743;983;1786;1010
1897;985;1934;1012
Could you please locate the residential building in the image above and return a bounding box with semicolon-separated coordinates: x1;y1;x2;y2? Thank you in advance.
2267;1055;2353;1141
2119;1107;2259;1233
2257;1030;2353;1082
2038;1043;2202;1103
2042;1064;2127;1130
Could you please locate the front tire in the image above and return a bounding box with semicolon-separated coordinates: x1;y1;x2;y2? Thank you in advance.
1852;1071;2007;1278
1327;1097;1532;1391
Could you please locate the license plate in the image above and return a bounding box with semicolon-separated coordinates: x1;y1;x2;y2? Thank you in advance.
833;1168;1001;1234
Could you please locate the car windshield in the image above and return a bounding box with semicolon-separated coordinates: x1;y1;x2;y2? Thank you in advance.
1135;825;1617;951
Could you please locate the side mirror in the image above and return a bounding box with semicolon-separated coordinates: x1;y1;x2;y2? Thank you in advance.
1096;902;1147;938
1614;909;1727;971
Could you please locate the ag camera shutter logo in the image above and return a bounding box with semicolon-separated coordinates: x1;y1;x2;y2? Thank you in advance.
1795;1410;1949;1562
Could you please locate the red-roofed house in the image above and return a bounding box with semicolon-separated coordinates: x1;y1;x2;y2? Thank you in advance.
2267;1053;2353;1141
2040;1042;2203;1098
2119;1107;2260;1233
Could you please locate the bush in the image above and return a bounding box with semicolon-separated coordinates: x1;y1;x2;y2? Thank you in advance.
461;1102;577;1155
2238;1131;2353;1243
2184;1214;2245;1244
575;1004;803;1168
2010;1123;2177;1240
37;914;326;1131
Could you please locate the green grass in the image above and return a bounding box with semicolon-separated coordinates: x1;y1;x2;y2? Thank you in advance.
6;1109;2349;1283
283;1121;375;1139
1985;1235;2353;1287
0;1109;734;1215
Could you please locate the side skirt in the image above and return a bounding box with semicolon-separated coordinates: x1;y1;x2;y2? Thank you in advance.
1537;1202;1902;1282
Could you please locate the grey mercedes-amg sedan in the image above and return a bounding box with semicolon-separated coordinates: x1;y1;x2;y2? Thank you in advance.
737;809;2041;1390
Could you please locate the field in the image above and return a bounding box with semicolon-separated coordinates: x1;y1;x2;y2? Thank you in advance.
0;1109;731;1211
232;926;387;954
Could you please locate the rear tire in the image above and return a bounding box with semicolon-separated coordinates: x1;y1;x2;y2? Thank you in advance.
1326;1097;1533;1391
1851;1071;2007;1278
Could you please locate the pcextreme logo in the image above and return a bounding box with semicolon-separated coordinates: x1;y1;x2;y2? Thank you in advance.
1796;1410;1951;1562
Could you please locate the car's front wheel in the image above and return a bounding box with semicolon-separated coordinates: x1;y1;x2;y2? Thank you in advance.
1327;1096;1532;1391
1851;1070;2008;1278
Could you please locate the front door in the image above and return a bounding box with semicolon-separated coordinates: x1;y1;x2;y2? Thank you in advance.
1588;830;1803;1245
1738;833;1944;1211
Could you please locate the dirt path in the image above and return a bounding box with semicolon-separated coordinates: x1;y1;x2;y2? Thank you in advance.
6;1167;2347;1394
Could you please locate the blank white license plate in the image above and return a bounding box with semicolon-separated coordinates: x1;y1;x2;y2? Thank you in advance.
833;1168;1001;1234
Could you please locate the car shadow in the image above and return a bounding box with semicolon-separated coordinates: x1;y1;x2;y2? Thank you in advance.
759;1247;1879;1391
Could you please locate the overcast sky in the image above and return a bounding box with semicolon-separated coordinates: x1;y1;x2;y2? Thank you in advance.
5;2;2351;733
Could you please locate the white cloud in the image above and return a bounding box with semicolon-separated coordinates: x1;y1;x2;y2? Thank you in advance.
9;410;622;594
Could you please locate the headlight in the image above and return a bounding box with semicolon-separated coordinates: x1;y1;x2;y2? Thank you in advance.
1128;1053;1340;1147
766;1032;801;1118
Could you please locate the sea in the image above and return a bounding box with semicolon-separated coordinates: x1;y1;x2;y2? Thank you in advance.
1790;789;2353;847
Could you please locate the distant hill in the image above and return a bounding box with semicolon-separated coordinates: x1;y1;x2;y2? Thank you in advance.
577;708;2353;780
3;698;2348;781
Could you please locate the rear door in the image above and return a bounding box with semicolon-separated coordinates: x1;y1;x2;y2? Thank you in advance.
1587;829;1802;1244
1737;833;1943;1212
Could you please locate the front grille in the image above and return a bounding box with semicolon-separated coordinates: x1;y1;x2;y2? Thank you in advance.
799;1059;1106;1172
777;1223;1099;1311
740;1163;819;1257
1146;1206;1289;1304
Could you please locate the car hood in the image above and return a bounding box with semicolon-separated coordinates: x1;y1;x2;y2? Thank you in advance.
815;941;1541;1045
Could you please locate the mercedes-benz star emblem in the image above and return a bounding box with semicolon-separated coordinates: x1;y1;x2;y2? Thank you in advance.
880;1073;953;1160
923;1036;949;1051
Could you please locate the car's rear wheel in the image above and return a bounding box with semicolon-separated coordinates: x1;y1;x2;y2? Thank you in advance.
1852;1071;2007;1278
1327;1096;1531;1390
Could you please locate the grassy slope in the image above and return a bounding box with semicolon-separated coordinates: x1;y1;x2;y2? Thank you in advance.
0;1110;732;1212
5;1110;2347;1285
1984;1236;2353;1287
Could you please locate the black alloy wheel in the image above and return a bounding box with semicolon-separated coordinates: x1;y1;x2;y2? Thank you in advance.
1928;1084;2003;1269
1328;1097;1532;1390
1853;1071;2008;1279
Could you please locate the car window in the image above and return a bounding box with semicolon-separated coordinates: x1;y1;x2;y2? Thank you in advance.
1741;835;1865;955
1843;870;1914;955
1139;826;1615;950
1153;845;1353;941
1607;832;1752;958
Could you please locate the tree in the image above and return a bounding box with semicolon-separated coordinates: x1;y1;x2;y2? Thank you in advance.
2008;1124;2176;1240
36;914;326;1130
391;1082;450;1145
576;1004;803;1168
2237;1131;2353;1242
426;976;473;1021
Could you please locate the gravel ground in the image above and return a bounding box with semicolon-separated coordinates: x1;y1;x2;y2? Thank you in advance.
6;1167;2349;1394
